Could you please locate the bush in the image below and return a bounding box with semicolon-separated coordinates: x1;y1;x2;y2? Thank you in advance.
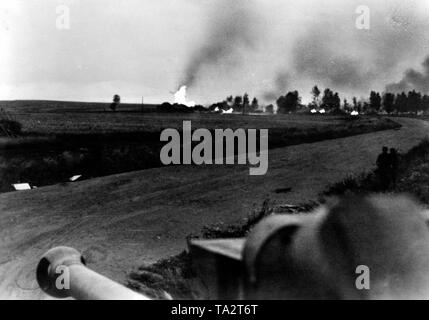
323;172;377;196
157;103;194;113
0;109;22;137
127;251;199;300
195;199;273;239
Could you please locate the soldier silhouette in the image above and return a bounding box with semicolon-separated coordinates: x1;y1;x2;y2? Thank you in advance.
376;146;390;191
389;148;399;188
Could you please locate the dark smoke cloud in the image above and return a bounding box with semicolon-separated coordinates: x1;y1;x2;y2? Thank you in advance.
181;0;260;88
263;1;429;101
386;56;429;93
263;27;373;102
182;0;429;102
292;32;371;91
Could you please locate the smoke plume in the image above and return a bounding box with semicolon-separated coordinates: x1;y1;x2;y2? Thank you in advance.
262;0;429;102
386;56;429;94
179;0;429;103
181;0;260;88
292;31;372;91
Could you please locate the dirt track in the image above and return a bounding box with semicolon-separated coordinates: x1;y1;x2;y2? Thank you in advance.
1;117;428;299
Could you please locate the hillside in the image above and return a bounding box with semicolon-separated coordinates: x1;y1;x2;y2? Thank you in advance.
0;100;160;114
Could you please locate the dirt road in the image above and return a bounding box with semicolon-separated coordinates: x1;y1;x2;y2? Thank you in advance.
1;117;428;299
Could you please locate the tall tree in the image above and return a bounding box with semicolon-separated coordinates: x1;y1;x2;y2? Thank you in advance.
321;88;340;112
357;100;363;113
110;94;121;111
382;93;395;114
311;85;321;107
369;91;382;113
395;92;408;113
333;92;341;111
242;93;250;114
407;90;422;114
352;97;358;111
343;99;351;113
233;96;243;111
423;95;429;113
321;88;333;110
277;91;301;114
250;97;259;112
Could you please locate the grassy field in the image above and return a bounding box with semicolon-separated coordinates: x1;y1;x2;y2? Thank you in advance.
0;100;401;193
11;112;348;135
0;100;159;114
0;100;393;134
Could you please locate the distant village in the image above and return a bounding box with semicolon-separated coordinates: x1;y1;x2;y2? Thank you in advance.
127;85;429;116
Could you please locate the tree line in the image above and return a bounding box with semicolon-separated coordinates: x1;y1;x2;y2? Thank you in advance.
276;86;429;115
112;87;429;115
209;93;261;114
210;86;429;115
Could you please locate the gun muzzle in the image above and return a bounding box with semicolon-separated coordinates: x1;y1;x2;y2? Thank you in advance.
36;246;149;300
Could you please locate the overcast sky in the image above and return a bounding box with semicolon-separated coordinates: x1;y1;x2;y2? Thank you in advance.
1;0;429;104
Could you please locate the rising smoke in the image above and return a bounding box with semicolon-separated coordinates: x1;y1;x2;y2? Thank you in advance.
291;29;372;91
181;0;261;88
386;56;429;94
182;0;429;102
282;0;429;101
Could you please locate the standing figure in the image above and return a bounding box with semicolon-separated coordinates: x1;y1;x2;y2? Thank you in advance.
389;148;399;188
376;147;390;191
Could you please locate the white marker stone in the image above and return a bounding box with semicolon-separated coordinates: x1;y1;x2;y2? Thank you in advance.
70;175;82;182
12;183;32;191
